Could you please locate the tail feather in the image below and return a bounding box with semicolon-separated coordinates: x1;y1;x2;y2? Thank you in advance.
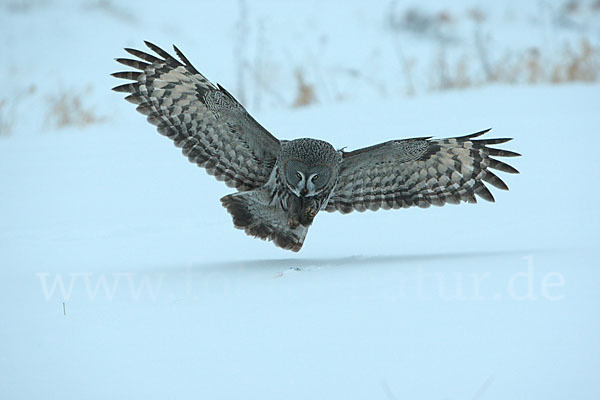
221;190;308;252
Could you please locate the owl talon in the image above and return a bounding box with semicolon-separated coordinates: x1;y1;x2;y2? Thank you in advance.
288;216;300;229
306;206;318;218
298;206;318;226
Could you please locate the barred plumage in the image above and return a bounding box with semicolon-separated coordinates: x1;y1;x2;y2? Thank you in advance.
326;129;520;213
112;41;279;191
113;41;520;251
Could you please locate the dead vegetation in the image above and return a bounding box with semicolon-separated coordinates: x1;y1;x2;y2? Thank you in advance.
0;99;13;136
3;0;49;13
291;70;317;108
45;87;105;129
222;0;599;110
1;85;105;136
0;85;36;137
6;0;597;133
385;4;457;43
81;0;138;24
553;39;599;82
287;0;600;103
427;38;599;92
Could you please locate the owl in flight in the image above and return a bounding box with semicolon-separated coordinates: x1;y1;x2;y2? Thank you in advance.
113;41;520;251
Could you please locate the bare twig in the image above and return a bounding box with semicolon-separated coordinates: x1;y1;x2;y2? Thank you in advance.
472;375;494;400
235;0;249;106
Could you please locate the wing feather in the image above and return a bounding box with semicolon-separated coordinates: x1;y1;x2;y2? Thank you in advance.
112;41;280;190
326;129;519;214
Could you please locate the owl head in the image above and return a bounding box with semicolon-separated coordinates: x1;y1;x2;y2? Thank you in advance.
280;138;341;197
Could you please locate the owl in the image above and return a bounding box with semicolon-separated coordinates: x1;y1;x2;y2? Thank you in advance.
113;41;520;251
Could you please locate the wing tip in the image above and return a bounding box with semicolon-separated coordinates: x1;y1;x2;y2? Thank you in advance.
474;182;496;202
489;158;520;174
470;127;493;138
111;71;142;80
115;57;150;70
143;40;159;51
483;170;510;190
172;44;200;74
111;83;135;93
487;148;521;158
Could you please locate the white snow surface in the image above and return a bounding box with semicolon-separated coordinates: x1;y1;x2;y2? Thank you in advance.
1;1;599;399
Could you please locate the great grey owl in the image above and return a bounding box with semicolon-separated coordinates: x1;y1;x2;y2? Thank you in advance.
112;42;520;251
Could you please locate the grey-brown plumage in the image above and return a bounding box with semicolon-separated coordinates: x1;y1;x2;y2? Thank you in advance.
112;41;520;252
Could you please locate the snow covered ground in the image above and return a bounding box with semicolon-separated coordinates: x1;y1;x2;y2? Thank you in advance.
1;1;599;399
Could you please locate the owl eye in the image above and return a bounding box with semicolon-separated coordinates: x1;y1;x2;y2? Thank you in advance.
311;174;319;182
296;171;302;180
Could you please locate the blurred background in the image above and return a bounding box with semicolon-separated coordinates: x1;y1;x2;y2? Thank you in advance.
1;0;598;136
1;1;599;399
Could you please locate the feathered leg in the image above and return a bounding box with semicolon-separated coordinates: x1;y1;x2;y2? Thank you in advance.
221;189;309;252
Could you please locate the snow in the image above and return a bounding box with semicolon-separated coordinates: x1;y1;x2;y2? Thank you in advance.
1;1;599;399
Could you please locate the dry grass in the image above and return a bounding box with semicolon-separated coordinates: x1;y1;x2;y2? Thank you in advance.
4;0;49;13
227;1;600;107
525;49;544;84
390;1;599;94
429;38;599;91
45;88;105;129
467;8;486;23
430;50;472;90
386;4;456;43
82;0;137;23
1;85;105;136
0;85;36;137
0;98;12;136
564;0;580;14
509;39;598;85
555;39;599;82
292;70;317;108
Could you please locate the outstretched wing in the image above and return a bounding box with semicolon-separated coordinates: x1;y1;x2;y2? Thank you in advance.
326;129;520;214
112;41;280;191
